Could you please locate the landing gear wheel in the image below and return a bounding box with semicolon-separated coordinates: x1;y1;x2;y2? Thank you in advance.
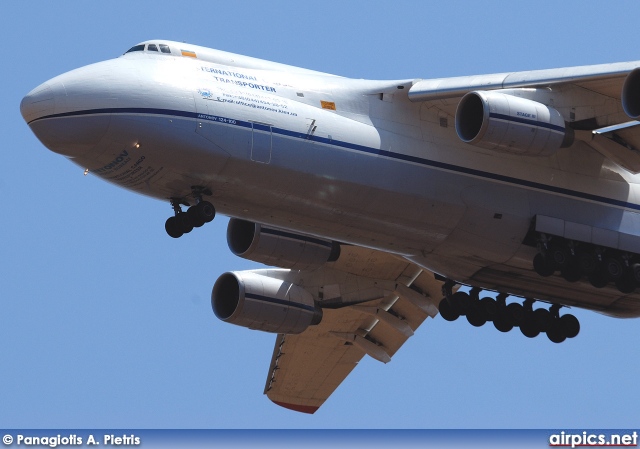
177;213;193;234
451;291;471;316
588;271;608;288
187;206;206;228
632;262;640;285
438;299;459;322
519;313;540;338
559;314;580;338
549;245;570;270
577;249;598;275
466;300;486;327
546;319;567;343
493;316;513;333
533;253;555;277
532;308;552;333
561;262;582;283
165;216;183;239
615;273;636;294
479;297;497;322
493;298;513;332
604;255;625;281
506;302;525;327
198;201;216;223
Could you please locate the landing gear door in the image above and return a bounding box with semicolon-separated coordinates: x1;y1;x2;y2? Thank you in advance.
251;122;272;164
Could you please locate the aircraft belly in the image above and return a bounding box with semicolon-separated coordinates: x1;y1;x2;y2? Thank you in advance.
212;129;472;253
206;121;640;316
78;113;231;200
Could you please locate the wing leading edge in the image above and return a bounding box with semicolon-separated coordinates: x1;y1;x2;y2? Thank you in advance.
408;60;640;172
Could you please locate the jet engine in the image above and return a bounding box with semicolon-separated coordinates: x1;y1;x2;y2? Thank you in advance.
211;271;322;334
455;90;574;156
227;218;340;270
622;67;640;119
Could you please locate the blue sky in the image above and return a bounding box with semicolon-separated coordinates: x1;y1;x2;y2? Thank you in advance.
2;0;640;429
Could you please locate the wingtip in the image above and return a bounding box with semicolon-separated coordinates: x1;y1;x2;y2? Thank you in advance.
272;400;320;414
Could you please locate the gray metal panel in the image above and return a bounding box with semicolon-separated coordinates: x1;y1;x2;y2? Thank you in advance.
592;227;619;248
535;215;565;236
564;221;592;242
536;214;640;255
618;233;640;253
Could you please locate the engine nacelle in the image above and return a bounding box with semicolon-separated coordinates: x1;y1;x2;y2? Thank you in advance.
455;90;573;156
211;271;322;334
622;67;640;119
227;218;340;270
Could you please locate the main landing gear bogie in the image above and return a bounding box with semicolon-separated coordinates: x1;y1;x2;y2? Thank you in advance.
438;285;580;344
165;187;216;238
533;234;640;294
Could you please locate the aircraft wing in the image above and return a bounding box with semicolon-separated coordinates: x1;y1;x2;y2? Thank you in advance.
408;61;640;172
262;245;444;414
408;60;639;107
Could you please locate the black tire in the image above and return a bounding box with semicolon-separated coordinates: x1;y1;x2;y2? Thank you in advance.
493;316;513;333
187;206;206;228
577;249;598;274
533;253;554;277
559;314;580;338
197;201;216;223
177;213;193;234
615;273;636;294
632;262;640;285
561;262;582;283
532;308;552;332
466;301;486;327
451;291;471;316
519;314;540;338
546;320;567;343
604;255;625;281
588;270;608;288
549;245;570;269
165;216;183;238
438;299;460;322
506;302;525;326
479;297;497;322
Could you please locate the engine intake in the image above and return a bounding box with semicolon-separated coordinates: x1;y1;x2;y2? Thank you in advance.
622;67;640;119
455;90;573;156
212;271;322;334
227;218;340;270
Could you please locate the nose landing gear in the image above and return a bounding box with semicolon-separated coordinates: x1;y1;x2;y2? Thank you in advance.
164;187;216;238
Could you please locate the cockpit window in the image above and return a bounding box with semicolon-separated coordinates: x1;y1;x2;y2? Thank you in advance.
124;43;173;56
125;44;145;53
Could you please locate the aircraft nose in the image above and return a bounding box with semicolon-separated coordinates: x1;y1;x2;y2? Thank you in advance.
20;81;55;124
21;65;113;159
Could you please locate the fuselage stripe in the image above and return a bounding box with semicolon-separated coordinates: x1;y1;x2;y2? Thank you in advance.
489;112;566;133
29;107;640;211
261;227;334;248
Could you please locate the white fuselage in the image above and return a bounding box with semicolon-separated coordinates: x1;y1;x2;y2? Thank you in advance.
21;43;640;318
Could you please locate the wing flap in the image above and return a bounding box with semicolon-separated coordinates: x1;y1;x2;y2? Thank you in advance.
263;248;443;413
577;123;640;174
264;309;368;414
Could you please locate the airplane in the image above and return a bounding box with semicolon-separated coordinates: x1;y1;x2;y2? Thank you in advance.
20;39;640;414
